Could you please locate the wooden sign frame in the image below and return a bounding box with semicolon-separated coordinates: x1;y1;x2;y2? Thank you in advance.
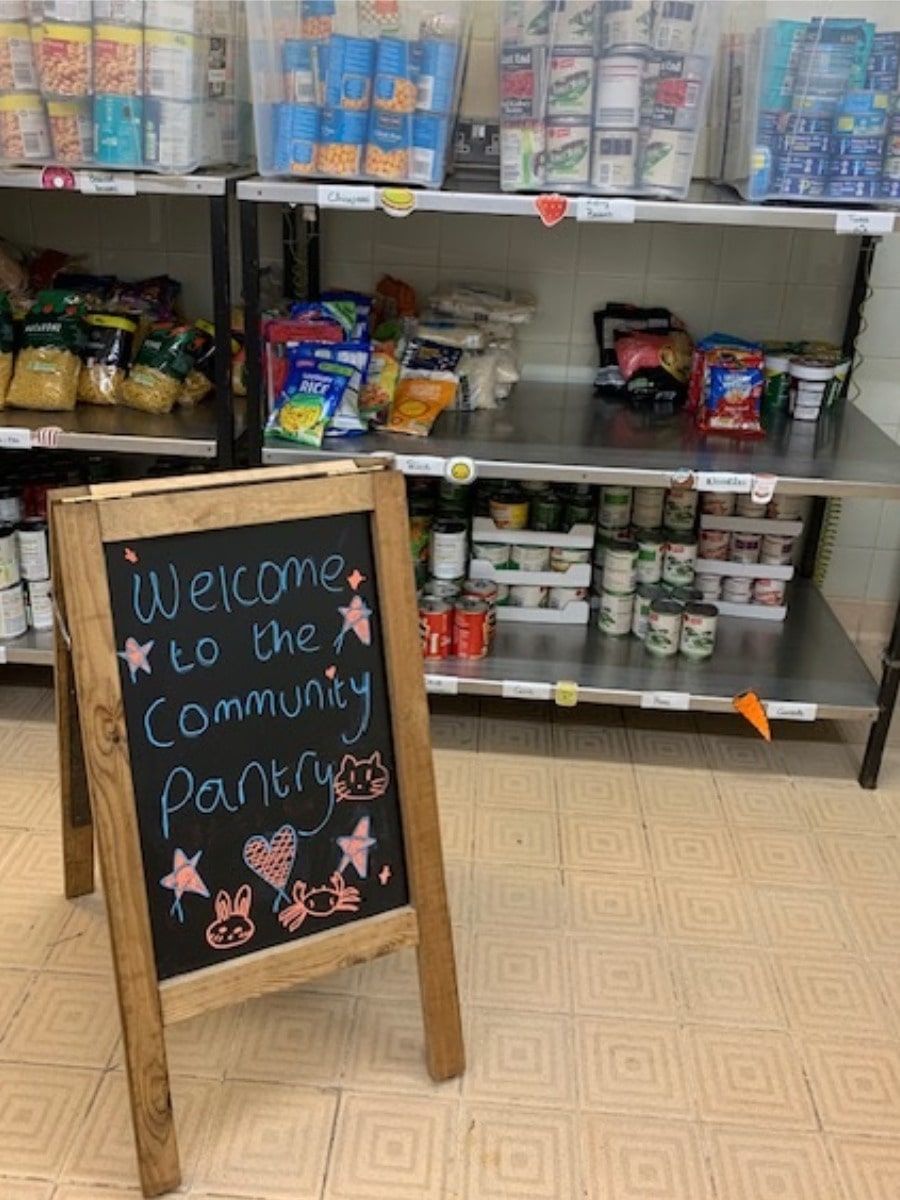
51;460;464;1197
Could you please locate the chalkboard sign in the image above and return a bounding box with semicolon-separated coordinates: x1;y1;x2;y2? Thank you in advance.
52;461;463;1198
105;511;409;979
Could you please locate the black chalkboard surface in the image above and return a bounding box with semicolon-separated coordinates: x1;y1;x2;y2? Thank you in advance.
105;512;409;980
